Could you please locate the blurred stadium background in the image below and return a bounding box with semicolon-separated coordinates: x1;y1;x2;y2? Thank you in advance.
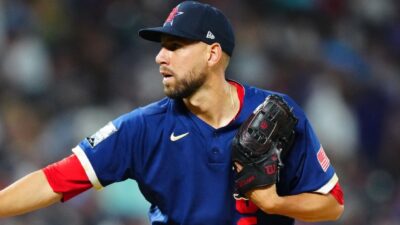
0;0;399;224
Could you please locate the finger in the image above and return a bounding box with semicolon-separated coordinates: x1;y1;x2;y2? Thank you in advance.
234;162;243;172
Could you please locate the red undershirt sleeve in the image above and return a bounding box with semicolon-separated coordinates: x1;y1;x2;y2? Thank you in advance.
329;182;344;205
42;154;93;202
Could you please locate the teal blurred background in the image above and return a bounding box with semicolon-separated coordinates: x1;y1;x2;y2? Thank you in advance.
0;0;399;224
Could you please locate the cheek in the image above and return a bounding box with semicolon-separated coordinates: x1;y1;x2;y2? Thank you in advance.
186;55;207;72
173;50;207;73
194;59;208;75
174;59;197;74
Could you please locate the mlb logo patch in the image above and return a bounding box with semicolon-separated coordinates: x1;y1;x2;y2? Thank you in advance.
86;122;117;148
317;146;330;172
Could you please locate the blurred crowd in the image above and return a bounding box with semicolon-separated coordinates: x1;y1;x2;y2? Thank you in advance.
0;0;399;224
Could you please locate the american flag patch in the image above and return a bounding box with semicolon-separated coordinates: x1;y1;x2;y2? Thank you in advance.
317;146;330;172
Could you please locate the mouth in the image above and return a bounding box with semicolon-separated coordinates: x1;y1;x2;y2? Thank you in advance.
160;71;173;78
160;68;174;83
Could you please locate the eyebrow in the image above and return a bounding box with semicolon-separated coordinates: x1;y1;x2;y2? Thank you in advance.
161;35;199;45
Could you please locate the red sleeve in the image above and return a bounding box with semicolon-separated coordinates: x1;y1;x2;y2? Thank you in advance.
329;182;344;205
42;154;92;202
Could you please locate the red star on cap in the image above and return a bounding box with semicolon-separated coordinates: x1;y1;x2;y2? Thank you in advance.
163;5;184;26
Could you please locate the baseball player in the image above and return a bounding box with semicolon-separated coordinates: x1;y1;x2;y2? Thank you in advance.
0;1;344;225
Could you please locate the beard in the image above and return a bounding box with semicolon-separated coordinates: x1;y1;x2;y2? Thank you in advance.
163;70;206;99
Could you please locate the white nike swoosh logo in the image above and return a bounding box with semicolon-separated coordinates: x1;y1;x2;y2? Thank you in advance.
170;132;189;141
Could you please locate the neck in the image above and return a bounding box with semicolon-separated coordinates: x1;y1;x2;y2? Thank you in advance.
182;78;238;129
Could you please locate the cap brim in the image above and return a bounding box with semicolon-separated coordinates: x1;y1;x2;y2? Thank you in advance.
138;27;166;42
138;27;200;43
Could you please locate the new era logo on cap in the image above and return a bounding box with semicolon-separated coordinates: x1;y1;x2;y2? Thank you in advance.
206;31;215;39
138;1;235;56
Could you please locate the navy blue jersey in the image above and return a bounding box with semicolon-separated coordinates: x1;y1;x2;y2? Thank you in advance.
72;83;338;225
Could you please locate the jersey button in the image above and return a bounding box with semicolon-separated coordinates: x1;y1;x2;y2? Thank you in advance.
212;148;220;154
208;147;224;163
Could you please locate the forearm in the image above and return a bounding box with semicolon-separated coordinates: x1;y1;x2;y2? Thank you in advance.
0;170;62;217
248;185;344;222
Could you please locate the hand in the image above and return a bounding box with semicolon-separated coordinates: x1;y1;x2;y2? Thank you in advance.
247;184;281;214
231;94;298;197
234;161;278;198
234;162;279;211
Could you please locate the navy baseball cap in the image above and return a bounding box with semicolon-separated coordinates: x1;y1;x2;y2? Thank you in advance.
138;1;235;56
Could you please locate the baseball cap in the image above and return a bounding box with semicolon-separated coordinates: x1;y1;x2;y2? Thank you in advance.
138;1;235;56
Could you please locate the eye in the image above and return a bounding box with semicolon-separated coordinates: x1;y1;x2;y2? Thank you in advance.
163;42;183;51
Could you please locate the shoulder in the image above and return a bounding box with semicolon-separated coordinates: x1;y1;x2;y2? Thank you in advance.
243;84;297;107
243;84;308;121
244;85;291;103
243;84;289;101
138;97;171;116
113;97;172;128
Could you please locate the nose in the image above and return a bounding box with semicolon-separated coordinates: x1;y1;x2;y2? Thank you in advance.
155;47;169;65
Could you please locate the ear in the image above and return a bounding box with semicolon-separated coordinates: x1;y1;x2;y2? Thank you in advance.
207;43;223;67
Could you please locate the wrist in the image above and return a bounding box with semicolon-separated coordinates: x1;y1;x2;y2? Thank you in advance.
248;185;283;214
